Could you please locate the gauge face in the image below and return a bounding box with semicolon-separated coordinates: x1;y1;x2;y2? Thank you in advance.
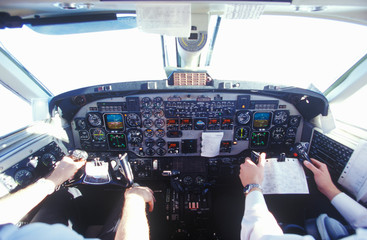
87;113;102;127
146;148;155;156
127;129;143;144
153;97;164;107
144;128;155;138
273;110;289;125
271;126;286;141
183;175;193;185
126;113;142;127
236;111;251;125
141;97;152;108
286;127;297;137
155;129;165;138
154;118;165;128
41;153;57;167
142;109;152;119
156;138;166;147
153;109;164;118
14;169;33;186
195;176;205;185
289;115;301;127
145;138;155;147
143;119;153;128
91;128;106;141
234;127;249;141
156;148;166;156
75;118;87;129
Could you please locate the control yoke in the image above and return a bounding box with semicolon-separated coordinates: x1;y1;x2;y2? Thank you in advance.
117;153;134;188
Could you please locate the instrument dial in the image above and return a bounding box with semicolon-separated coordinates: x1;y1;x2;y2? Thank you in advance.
14;169;34;186
153;97;164;107
76;118;87;129
153;109;164;118
91;128;106;141
289;115;301;127
271;126;286;141
141;97;152;108
195;176;205;185
144;128;154;138
142;109;152;119
87;113;102;127
41;153;57;167
236;111;251;125
273;110;289;125
156;138;166;147
126;113;142;127
183;175;193;185
156;148;166;156
154;118;165;128
155;129;165;138
127;129;143;144
145;138;155;147
234;127;249;141
143;119;153;128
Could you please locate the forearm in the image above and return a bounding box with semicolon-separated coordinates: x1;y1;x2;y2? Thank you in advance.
0;178;55;224
241;190;283;240
115;194;150;240
331;192;367;228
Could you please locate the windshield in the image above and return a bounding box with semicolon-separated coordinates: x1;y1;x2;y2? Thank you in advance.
1;15;367;96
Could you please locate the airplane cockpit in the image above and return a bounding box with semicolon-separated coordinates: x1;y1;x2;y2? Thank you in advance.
1;1;367;239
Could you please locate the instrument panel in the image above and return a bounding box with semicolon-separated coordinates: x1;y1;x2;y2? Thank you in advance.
71;93;303;157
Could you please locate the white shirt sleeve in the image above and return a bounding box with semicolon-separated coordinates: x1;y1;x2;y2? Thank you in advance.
240;190;314;240
0;223;100;240
331;192;367;229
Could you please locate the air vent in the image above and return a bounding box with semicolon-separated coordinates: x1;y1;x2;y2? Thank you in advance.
168;72;212;86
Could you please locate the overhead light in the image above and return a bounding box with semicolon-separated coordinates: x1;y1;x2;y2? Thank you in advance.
54;2;94;10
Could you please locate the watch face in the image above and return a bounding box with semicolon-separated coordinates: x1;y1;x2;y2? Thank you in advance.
244;183;261;194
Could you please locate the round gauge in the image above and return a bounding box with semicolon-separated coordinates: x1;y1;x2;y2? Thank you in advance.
146;148;155;156
156;138;166;147
141;97;152;108
142;109;152;119
155;129;165;138
153;109;164;118
126;113;142;127
153;97;164;107
14;169;34;186
286;127;297;137
289;115;301;127
273;110;289;125
236;111;251;125
127;129;143;144
143;119;153;128
156;148;166;156
144;128;155;138
87;113;102;127
183;175;193;185
271;126;286;141
195;176;205;185
154;118;165;128
91;128;106;141
234;127;249;141
76;118;86;130
145;138;155;147
41;153;57;167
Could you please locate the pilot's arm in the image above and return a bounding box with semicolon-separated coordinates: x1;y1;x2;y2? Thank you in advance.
239;153;313;240
0;156;85;225
114;186;154;240
304;158;367;229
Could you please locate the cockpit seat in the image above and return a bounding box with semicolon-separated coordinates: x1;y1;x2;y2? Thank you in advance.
305;214;350;240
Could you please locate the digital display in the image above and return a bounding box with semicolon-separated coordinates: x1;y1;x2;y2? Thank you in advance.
253;112;271;128
221;118;232;124
181;118;192;124
209;119;219;124
108;133;127;149
105;114;124;130
167;118;179;125
250;131;269;148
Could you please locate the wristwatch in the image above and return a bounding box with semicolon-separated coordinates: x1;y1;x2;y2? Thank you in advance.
243;183;262;194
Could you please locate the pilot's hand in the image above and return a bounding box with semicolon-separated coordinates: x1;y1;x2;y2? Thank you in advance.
125;186;155;212
46;156;86;186
303;158;341;200
239;152;266;187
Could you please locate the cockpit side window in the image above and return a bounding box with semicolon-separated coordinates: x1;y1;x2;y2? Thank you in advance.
0;85;32;137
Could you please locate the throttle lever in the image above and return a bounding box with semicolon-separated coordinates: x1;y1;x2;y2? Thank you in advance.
292;142;311;163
